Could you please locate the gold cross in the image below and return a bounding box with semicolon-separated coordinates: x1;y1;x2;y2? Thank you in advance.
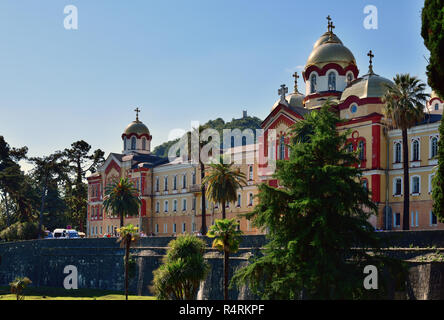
134;107;141;121
367;50;374;65
292;72;300;93
367;50;375;74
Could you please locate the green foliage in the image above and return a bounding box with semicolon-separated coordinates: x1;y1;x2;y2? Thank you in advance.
152;115;263;158
207;219;242;253
103;178;141;227
421;0;444;98
433;119;444;221
9;277;32;300
232;101;404;299
151;235;210;300
0;221;44;242
203;160;247;218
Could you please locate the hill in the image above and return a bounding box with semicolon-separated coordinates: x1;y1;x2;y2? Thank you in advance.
152;115;263;158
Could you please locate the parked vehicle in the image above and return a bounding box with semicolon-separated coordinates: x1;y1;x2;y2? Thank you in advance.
52;229;80;239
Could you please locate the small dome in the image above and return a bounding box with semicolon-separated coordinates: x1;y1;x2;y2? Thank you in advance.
340;73;394;102
306;37;356;68
123;120;150;136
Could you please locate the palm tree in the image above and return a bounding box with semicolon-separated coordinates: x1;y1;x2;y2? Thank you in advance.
117;224;139;300
151;234;210;300
382;74;429;230
202;160;247;219
103;177;141;228
207;218;243;300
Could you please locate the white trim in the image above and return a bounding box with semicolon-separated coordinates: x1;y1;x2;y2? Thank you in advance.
410;175;421;196
393;176;403;196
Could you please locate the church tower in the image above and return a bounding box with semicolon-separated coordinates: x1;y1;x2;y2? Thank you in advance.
302;16;359;109
121;108;152;155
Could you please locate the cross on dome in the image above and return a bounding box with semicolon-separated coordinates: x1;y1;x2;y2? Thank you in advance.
134;107;141;122
278;84;288;102
367;50;375;74
292;72;300;93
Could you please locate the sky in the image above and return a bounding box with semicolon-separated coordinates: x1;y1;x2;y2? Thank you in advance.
0;0;429;170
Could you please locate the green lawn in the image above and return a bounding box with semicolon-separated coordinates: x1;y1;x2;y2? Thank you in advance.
0;286;155;300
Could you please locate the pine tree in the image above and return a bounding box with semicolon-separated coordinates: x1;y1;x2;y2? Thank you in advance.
232;101;402;299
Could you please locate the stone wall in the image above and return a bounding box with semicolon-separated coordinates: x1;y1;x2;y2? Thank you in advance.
2;232;444;299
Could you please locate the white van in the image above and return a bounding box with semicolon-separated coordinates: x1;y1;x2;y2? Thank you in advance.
53;229;80;239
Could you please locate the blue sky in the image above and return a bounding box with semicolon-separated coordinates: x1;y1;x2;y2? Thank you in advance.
0;0;428;168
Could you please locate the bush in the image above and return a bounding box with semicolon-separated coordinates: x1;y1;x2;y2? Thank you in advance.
10;276;32;300
0;221;44;242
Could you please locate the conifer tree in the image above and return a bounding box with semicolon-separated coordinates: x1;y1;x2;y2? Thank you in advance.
232;101;402;299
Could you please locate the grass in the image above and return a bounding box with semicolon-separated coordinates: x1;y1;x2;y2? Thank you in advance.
0;286;155;300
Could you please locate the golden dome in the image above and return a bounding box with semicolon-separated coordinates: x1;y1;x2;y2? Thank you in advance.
340;73;394;102
306;36;356;68
123;120;150;136
313;32;343;49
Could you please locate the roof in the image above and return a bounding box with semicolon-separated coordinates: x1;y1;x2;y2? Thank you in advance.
340;72;394;102
418;113;442;125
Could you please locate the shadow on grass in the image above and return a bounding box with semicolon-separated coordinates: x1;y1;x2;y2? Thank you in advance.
0;286;155;300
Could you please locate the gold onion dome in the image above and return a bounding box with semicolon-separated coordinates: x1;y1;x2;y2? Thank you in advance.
124;120;150;136
312;32;343;49
306;38;356;68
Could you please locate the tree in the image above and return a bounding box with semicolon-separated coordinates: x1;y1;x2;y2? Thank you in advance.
117;224;139;300
0;136;28;226
151;234;210;300
207;218;242;300
382;74;429;230
30;152;69;236
432;119;444;221
63;140;104;231
421;0;444;98
103;177;140;228
202;160;247;219
232;102;399;299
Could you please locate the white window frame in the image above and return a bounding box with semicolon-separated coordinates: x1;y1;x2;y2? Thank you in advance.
164;200;169;213
411;138;420;162
394;140;402;164
182;198;187;211
410;175;421;195
430;135;439;159
173;199;177;212
393;177;403;196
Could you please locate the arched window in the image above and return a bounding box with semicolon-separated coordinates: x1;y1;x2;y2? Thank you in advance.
435;103;439;111
173;176;177;190
347;73;353;84
328;72;336;91
142;138;146;150
395;143;402;163
249;193;253;206
231;136;235;148
412;140;420;161
237;194;241;207
249;166;253;180
242;136;247;146
182;174;187;189
131;137;136;150
432;137;438;158
358;140;365;161
279;136;285;160
310;74;317;93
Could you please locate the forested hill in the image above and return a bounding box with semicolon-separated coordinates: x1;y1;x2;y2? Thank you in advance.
152;115;263;158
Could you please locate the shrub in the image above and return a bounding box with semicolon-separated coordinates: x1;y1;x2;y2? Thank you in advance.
0;221;44;242
10;277;32;300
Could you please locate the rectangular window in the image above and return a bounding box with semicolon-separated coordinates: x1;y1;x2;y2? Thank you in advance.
164;224;168;233
182;223;186;233
183;174;187;189
164;177;168;191
395;178;402;195
155;177;159;192
192;223;196;232
155;224;159;233
411;212;414;227
173;223;177;233
183;199;187;211
164;201;169;212
394;213;401;227
416;211;419;227
192;198;196;210
431;211;438;226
